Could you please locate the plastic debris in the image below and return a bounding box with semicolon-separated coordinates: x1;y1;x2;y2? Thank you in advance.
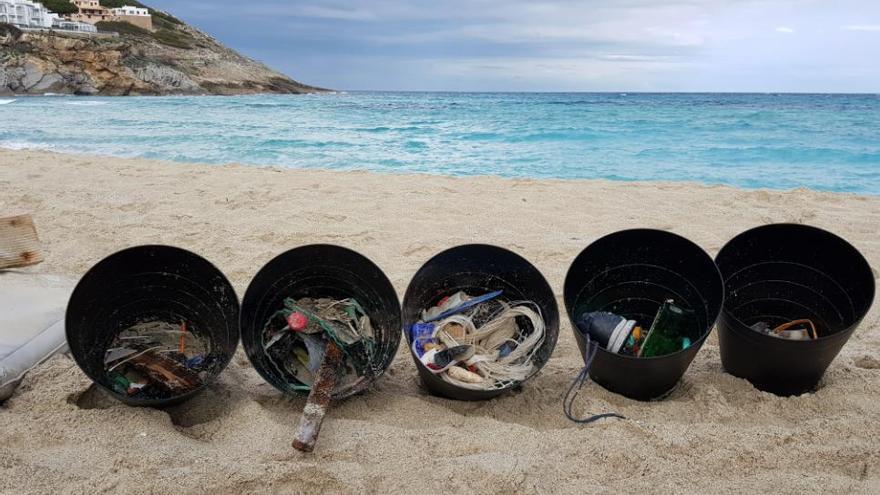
262;297;378;393
103;320;214;400
413;290;547;391
750;319;818;340
260;296;379;452
422;290;504;323
411;322;435;356
576;312;637;354
287;312;309;332
577;300;699;358
447;366;484;383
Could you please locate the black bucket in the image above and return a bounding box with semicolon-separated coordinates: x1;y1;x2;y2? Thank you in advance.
66;245;240;407
240;245;401;399
402;244;559;401
715;224;875;396
564;229;724;401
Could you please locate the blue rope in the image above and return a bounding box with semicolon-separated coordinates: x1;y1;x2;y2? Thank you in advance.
563;334;625;424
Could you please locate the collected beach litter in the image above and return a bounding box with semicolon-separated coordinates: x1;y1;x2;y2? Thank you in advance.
410;290;546;391
260;297;379;452
715;224;875;396
563;229;725;420
240;244;402;452
261;297;378;394
576;300;701;358
66;245;240;407
103;320;215;400
749;319;818;341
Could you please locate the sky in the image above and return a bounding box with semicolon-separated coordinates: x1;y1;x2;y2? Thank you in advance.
147;0;880;92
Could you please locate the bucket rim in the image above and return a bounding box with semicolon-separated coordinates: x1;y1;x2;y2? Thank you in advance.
563;228;725;362
66;244;238;345
241;243;400;305
715;223;876;345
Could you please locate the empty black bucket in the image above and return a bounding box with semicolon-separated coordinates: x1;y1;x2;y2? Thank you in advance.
715;224;875;396
240;245;401;399
402;244;559;401
564;229;724;401
66;245;240;407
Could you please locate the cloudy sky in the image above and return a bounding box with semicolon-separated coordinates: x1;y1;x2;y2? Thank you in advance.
148;0;879;92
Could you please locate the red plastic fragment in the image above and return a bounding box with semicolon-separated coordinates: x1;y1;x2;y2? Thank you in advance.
287;312;309;332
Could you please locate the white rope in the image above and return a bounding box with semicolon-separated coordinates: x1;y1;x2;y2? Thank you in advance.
432;301;546;390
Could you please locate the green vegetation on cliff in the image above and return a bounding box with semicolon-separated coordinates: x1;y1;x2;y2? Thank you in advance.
41;0;77;14
95;21;196;49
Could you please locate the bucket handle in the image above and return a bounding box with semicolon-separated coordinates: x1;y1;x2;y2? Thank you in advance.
563;334;625;424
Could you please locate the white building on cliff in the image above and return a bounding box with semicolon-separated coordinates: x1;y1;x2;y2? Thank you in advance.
110;5;151;30
0;0;55;28
0;1;102;34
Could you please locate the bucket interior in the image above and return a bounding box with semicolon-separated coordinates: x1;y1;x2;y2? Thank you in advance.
402;244;560;397
565;230;724;356
241;245;401;399
717;224;874;339
66;246;240;406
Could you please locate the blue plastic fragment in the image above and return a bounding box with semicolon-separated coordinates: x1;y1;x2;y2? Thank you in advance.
410;322;435;357
185;355;205;369
425;290;504;323
498;341;514;358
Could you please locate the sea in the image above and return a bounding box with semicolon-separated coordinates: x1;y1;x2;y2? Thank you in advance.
2;92;879;194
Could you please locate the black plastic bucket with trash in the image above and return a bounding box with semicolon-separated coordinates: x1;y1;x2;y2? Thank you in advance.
715;224;875;396
402;244;559;401
66;245;240;407
563;229;724;404
240;244;401;400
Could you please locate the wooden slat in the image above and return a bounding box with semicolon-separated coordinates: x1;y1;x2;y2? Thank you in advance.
0;214;43;269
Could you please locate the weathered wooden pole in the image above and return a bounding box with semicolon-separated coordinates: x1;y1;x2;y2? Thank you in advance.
292;341;343;452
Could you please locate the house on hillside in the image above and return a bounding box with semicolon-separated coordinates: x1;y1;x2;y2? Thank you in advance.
110;4;150;30
65;1;152;30
66;0;110;24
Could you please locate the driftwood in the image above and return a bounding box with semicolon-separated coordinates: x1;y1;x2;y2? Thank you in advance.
128;351;203;394
292;341;343;453
0;214;43;269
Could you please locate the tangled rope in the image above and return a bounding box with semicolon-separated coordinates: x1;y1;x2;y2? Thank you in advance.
431;301;546;390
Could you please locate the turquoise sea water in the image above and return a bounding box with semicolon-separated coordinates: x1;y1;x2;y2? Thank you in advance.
2;92;879;194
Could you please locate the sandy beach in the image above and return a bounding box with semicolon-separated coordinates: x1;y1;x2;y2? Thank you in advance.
1;148;879;494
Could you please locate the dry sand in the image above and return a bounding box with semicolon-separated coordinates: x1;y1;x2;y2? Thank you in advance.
1;148;879;494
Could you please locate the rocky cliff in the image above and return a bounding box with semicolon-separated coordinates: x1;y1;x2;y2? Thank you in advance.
0;14;323;96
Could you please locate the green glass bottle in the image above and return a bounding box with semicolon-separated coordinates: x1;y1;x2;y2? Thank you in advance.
638;300;699;358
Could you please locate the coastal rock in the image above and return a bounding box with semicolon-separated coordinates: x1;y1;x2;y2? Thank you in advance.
0;7;323;96
134;64;200;92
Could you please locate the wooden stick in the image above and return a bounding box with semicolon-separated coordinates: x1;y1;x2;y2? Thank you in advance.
292;341;343;453
128;351;202;394
0;214;43;269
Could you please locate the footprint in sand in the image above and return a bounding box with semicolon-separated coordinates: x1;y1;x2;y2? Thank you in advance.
854;355;880;370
